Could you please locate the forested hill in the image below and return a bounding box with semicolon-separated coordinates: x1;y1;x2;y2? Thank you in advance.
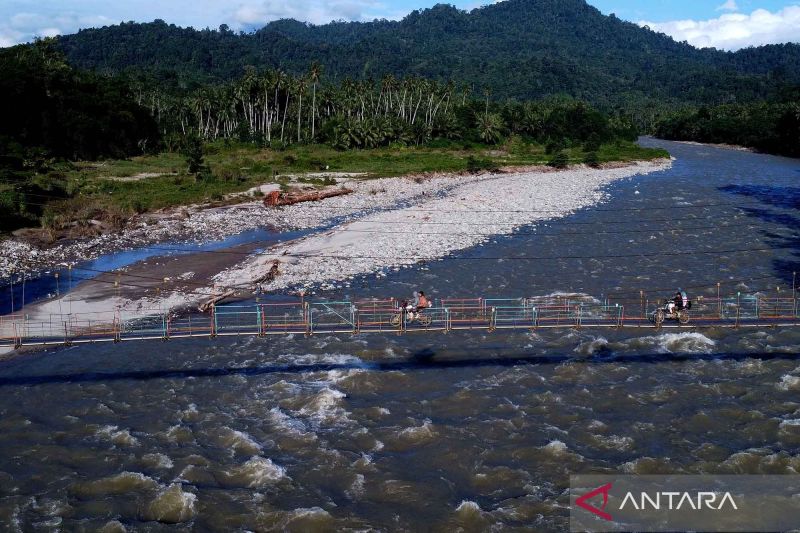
56;0;800;112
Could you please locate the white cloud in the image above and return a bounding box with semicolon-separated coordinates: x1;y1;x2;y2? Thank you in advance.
232;0;383;28
1;11;115;46
640;5;800;50
716;0;739;12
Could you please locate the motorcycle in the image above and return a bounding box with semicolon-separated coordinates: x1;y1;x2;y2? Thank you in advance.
651;299;691;325
390;300;433;327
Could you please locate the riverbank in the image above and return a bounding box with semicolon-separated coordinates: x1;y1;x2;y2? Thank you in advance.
8;158;672;323
672;140;756;153
0;140;668;281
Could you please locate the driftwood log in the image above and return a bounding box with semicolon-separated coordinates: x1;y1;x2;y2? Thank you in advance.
199;290;235;313
264;187;353;207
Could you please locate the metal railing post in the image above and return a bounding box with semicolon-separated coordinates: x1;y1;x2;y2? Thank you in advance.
13;322;21;349
259;305;267;336
210;304;217;338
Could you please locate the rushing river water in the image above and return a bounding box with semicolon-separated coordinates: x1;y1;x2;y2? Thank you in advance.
1;139;799;531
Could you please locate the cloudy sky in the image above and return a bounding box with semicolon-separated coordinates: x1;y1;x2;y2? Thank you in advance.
1;0;798;51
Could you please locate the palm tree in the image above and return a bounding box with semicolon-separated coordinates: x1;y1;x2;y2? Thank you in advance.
296;76;308;143
476;111;504;144
309;62;322;140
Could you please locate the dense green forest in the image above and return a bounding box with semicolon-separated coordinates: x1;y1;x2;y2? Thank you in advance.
0;41;160;231
57;0;800;121
655;94;800;157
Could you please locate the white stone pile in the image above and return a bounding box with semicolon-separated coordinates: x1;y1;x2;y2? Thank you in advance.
213;160;672;293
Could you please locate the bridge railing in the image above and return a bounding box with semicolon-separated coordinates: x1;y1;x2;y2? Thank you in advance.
258;302;308;334
214;305;261;336
309;301;356;333
492;305;537;329
1;292;797;348
440;298;492;329
756;297;798;319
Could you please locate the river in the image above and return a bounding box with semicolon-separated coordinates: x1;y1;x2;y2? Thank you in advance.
0;139;798;530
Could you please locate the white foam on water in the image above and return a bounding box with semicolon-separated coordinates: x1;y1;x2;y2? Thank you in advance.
618;332;716;354
398;419;436;443
284;507;333;529
455;500;482;514
347;473;366;500
95;425;139;447
541;440;569;457
142;453;174;470
180;403;201;422
140;484;197;524
72;472;158;497
268;407;315;439
217;456;288;489
218;427;263;456
593;434;635;451
588;420;608;431
574;337;609;356
298;387;352;427
778;375;800;391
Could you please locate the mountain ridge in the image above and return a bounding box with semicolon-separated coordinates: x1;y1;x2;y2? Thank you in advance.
55;0;800;108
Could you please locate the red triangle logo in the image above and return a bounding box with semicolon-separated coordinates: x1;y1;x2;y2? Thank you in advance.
575;482;613;521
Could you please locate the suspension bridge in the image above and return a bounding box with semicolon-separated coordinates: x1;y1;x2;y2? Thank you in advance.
1;292;798;350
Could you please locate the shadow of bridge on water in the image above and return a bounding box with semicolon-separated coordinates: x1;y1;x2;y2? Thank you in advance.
0;348;798;387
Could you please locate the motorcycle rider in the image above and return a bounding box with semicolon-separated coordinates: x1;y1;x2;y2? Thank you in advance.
673;291;683;312
407;291;431;320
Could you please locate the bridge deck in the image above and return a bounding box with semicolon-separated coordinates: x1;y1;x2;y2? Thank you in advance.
1;294;797;349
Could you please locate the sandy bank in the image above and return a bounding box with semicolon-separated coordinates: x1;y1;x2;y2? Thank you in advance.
215;160;672;293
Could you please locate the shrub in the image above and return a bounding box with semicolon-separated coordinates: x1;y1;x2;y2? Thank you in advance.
583;151;601;168
548;151;570;169
182;136;205;174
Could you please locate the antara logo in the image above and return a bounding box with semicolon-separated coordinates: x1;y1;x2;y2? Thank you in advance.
575;483;739;521
576;483;614;521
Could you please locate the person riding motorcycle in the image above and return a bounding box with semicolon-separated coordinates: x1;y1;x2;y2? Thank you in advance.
407;291;431;320
654;289;691;325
